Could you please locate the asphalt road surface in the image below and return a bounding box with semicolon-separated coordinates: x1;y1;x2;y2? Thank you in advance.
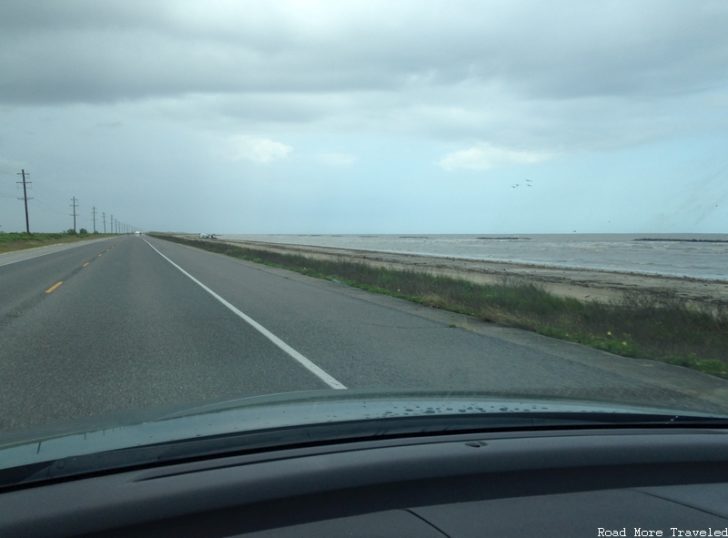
2;235;728;435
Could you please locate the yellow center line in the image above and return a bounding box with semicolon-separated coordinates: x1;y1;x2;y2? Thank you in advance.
45;281;63;294
82;262;90;267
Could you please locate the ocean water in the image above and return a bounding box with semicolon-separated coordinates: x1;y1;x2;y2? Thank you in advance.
221;234;728;281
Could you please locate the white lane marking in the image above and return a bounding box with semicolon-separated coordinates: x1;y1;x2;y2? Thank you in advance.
144;239;346;390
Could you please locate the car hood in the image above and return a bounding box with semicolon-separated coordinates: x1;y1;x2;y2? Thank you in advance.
2;389;727;474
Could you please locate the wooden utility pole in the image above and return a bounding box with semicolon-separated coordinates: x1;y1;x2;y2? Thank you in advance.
16;169;31;233
70;196;78;233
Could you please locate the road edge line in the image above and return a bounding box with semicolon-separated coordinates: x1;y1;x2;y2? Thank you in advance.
0;237;115;268
143;238;347;390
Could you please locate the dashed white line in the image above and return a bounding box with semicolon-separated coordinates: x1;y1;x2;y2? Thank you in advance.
143;238;346;390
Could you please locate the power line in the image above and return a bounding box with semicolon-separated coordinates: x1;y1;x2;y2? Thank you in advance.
70;196;78;233
16;169;32;233
33;197;69;218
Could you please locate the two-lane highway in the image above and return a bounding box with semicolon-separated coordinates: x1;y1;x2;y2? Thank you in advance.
0;238;114;323
2;235;728;434
0;236;328;433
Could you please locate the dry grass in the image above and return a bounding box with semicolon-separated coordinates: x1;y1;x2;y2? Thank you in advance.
0;232;107;254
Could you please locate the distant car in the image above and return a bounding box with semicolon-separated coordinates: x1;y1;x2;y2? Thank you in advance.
199;233;217;239
134;231;142;235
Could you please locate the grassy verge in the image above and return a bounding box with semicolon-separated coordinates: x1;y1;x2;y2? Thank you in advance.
0;232;110;254
152;234;728;379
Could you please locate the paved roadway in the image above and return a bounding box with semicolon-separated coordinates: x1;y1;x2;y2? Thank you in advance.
2;235;728;435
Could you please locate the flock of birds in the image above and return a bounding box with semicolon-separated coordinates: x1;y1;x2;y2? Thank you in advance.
511;178;533;189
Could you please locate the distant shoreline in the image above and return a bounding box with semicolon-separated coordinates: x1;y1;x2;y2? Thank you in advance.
206;236;728;311
221;236;727;283
634;238;728;243
221;233;727;281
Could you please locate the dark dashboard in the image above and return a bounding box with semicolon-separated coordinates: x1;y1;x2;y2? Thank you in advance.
2;426;728;537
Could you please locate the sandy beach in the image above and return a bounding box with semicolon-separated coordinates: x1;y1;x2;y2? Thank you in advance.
216;238;728;312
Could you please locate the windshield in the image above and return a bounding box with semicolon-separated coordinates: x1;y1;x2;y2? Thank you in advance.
0;0;727;469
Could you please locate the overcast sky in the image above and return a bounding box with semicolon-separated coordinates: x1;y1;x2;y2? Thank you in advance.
1;0;727;234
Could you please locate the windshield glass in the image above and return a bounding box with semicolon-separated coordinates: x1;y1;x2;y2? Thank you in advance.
0;0;727;467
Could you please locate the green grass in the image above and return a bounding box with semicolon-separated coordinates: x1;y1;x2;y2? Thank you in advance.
152;233;728;378
0;232;109;254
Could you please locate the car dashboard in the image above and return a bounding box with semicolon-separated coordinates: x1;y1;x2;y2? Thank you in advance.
2;425;728;536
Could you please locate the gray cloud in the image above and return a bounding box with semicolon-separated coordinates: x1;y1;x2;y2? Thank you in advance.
1;0;725;159
0;1;726;233
2;0;727;105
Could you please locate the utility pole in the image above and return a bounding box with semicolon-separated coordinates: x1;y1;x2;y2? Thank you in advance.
92;206;97;233
110;214;114;234
70;197;78;233
16;169;32;233
102;212;106;233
